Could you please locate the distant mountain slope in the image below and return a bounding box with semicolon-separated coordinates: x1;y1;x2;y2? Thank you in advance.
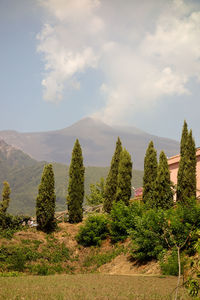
0;117;179;170
0;140;143;215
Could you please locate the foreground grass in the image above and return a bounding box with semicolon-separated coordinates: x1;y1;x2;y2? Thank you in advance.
0;274;191;300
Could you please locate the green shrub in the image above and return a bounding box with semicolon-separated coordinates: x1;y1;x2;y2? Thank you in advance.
109;201;142;243
7;248;26;272
0;271;20;277
130;208;167;261
76;214;109;246
34;264;50;276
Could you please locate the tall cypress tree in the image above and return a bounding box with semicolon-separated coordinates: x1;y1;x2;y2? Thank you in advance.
155;151;173;209
36;164;56;232
177;121;189;201
188;130;196;198
180;120;188;157
143;141;157;207
0;181;11;214
67;139;85;223
103;137;122;213
177;130;196;203
115;148;132;206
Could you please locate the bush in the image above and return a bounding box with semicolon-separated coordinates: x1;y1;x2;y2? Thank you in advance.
7;248;26;272
76;214;109;246
109;201;142;243
34;264;50;276
130;208;167;261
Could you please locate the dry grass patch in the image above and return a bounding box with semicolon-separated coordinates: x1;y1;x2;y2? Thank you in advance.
0;274;192;300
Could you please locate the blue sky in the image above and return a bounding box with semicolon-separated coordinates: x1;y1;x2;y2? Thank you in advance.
1;0;200;145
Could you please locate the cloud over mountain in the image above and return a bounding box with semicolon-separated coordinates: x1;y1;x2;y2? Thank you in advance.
37;0;200;124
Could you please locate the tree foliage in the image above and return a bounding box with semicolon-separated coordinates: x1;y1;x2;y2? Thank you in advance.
86;177;105;206
36;164;56;232
115;148;132;205
142;141;157;207
0;181;11;214
67;139;85;223
103;137;122;213
155;151;173;209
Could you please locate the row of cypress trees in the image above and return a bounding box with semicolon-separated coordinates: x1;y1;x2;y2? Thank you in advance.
36;137;133;231
142;120;197;209
36;139;84;231
36;120;197;232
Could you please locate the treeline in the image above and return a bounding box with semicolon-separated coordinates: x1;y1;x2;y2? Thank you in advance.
76;120;200;298
35;138;133;232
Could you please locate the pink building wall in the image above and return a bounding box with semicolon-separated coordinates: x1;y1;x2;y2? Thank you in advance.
168;148;200;199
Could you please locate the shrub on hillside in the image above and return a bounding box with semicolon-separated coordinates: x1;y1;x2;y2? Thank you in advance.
130;208;167;261
109;201;142;243
76;214;109;246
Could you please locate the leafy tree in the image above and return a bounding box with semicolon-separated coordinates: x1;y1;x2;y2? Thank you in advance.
162;199;200;300
115;148;132;205
155;151;173;209
177;128;196;203
36;164;56;232
130;208;167;261
103;137;122;213
0;181;11;214
143;141;157;207
67;139;85;223
86;177;105;206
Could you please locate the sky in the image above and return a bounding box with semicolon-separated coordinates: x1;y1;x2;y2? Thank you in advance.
1;0;200;145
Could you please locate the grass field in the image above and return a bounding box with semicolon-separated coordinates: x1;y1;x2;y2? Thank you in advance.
0;274;191;300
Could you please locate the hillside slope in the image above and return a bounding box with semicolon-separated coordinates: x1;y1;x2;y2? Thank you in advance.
0;140;143;215
0;117;179;170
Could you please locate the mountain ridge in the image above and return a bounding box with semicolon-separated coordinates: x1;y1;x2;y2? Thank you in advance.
0;117;179;170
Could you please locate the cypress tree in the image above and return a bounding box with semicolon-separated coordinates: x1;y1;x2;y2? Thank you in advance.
143;141;157;207
188;130;197;198
155;151;173;209
177;121;189;201
115;148;132;206
103;137;122;213
67;139;85;223
0;181;11;214
36;164;56;232
177;130;196;203
180;120;188;157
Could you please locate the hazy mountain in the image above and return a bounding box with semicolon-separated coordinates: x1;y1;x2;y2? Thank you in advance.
0;139;144;215
0;117;179;170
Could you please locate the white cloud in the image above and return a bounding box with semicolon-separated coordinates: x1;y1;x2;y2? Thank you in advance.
37;0;103;102
37;0;200;122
